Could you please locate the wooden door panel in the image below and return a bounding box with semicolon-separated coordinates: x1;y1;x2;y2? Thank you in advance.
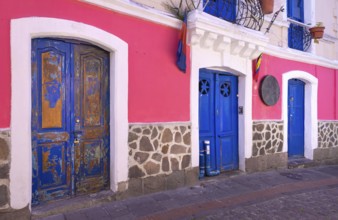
73;44;110;194
32;39;71;205
38;142;69;188
217;74;238;171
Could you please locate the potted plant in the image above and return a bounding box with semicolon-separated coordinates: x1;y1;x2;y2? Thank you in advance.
309;22;325;43
259;0;274;14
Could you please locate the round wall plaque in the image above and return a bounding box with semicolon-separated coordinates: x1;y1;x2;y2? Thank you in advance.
259;75;280;106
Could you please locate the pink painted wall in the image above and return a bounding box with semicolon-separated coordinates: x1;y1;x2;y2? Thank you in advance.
317;66;336;120
0;0;190;127
252;54;338;120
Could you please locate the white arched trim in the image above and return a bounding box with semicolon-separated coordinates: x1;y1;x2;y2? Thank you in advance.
10;17;129;209
282;71;318;159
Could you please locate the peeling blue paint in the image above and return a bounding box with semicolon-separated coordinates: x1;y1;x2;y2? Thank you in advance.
44;79;61;108
86;77;99;96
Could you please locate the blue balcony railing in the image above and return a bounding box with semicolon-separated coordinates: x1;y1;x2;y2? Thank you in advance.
203;0;265;31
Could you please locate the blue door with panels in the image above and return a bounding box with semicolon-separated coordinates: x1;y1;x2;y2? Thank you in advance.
199;69;239;171
31;38;110;205
288;79;305;157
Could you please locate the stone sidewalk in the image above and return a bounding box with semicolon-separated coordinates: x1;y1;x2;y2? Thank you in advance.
35;165;338;220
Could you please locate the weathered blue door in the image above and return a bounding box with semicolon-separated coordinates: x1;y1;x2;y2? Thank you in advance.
288;79;305;157
31;39;110;205
199;70;238;172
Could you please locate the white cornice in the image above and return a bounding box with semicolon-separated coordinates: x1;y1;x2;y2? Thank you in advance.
187;10;269;60
82;0;182;29
265;44;338;69
187;10;338;69
82;1;338;69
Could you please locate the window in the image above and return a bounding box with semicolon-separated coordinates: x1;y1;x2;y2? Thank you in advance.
287;0;306;51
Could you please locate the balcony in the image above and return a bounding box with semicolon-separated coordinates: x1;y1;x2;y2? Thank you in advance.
203;0;265;31
287;19;312;52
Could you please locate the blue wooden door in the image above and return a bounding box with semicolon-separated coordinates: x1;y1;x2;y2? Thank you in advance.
199;70;238;172
31;39;110;205
288;79;305;157
216;74;239;170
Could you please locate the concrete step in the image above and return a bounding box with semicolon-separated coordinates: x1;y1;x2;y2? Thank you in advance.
31;190;119;219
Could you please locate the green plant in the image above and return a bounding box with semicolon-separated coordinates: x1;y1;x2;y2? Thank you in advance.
309;22;325;43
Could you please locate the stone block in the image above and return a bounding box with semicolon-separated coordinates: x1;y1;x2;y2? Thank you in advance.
161;129;173;143
170;158;179;171
0;164;9;179
181;155;191;169
129;165;145;178
0;138;9;161
266;152;287;169
0;206;30;220
144;161;160;175
143;175;166;194
184;167;199;186
245;153;287;173
314;147;338;165
166;171;185;190
117;181;128;192
126;178;143;197
0;185;9;207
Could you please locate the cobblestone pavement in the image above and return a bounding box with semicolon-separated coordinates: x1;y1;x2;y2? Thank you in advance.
37;165;338;220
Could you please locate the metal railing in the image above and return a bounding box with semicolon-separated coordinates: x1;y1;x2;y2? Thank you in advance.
287;18;312;52
203;0;264;31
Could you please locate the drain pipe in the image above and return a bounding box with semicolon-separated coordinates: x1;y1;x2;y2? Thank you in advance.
204;140;220;176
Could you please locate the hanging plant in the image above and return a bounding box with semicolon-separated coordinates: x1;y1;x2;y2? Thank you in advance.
309;22;325;43
259;0;274;14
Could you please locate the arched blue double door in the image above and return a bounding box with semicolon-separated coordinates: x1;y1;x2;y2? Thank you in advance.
31;38;110;205
199;69;239;172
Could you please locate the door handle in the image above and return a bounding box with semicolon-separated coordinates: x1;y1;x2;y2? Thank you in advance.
74;138;80;144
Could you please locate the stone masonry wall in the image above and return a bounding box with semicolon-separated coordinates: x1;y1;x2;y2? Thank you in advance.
128;123;191;179
318;121;338;148
314;121;338;165
0;130;10;210
252;121;284;157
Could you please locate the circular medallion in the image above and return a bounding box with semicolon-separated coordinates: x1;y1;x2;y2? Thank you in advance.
259;75;280;106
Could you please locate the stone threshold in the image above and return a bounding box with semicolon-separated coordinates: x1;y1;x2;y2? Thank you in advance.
31;190;119;219
288;156;316;169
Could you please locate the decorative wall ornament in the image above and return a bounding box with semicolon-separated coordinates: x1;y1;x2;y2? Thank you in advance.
259;75;280;106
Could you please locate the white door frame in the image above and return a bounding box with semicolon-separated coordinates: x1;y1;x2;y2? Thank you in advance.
282;71;318;159
10;17;129;209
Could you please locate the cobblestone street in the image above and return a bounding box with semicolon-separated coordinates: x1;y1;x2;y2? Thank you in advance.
33;165;338;220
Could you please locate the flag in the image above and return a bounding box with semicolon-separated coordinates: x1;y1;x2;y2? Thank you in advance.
254;53;262;82
176;13;187;73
